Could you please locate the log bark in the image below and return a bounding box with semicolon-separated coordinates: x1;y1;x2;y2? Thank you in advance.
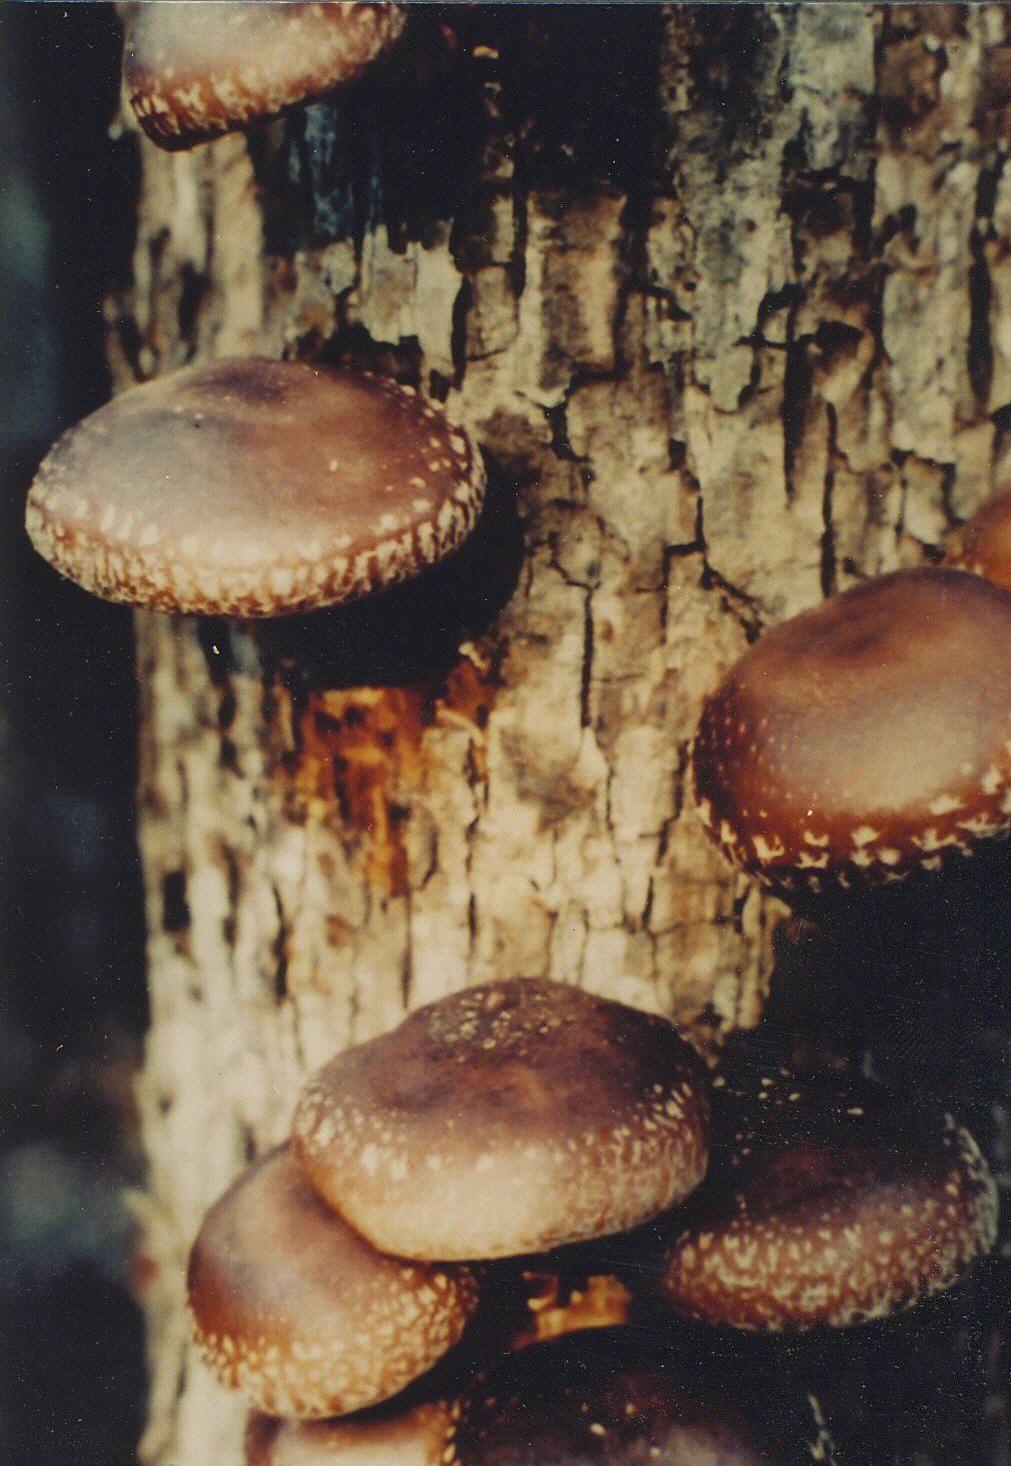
105;7;1011;1463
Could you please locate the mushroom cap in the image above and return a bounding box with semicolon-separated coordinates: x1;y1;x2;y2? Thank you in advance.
187;1145;479;1418
25;358;484;616
126;1;407;148
442;1327;793;1466
292;978;709;1261
245;1401;452;1466
657;1068;998;1331
692;567;1011;896
947;483;1011;591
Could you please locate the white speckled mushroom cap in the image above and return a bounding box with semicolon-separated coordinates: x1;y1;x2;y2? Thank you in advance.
25;358;484;617
658;1068;998;1331
292;978;710;1261
245;1400;453;1466
126;1;406;148
187;1145;479;1419
692;568;1011;897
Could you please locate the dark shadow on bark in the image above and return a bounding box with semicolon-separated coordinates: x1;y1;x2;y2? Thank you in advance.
254;4;666;255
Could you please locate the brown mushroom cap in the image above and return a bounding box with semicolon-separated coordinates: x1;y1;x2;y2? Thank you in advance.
947;483;1011;591
442;1327;797;1466
292;978;710;1261
25;358;484;616
126;1;407;149
692;567;1011;895
657;1068;998;1331
187;1145;479;1418
245;1401;452;1466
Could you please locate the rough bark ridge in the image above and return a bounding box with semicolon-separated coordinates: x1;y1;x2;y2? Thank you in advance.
106;8;1011;1464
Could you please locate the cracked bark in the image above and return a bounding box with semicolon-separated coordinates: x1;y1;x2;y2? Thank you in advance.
110;7;1011;1464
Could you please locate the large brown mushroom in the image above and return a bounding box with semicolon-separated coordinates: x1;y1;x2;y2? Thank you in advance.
292;978;710;1261
25;358;484;617
657;1067;998;1332
692;567;1011;897
125;1;407;149
187;1145;479;1418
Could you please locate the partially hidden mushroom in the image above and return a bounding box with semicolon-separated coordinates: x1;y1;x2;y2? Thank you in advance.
245;1400;453;1466
242;1245;647;1463
692;567;1011;898
442;1326;813;1466
125;1;407;149
657;1067;998;1331
25;358;484;617
292;978;710;1261
946;482;1011;592
187;1145;479;1418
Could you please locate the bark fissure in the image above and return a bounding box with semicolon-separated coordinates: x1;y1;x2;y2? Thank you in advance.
821;401;839;597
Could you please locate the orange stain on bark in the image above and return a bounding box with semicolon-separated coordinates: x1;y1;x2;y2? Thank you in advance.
277;645;499;895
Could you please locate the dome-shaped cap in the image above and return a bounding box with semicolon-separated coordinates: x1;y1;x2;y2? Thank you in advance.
187;1145;479;1419
947;483;1011;591
292;978;709;1261
126;1;407;149
442;1327;796;1466
658;1068;997;1331
25;358;484;617
692;568;1011;895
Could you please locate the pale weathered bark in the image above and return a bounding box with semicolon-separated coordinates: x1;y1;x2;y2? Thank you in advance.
104;7;1011;1463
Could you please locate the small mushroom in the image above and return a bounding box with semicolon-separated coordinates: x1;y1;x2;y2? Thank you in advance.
657;1068;997;1331
25;358;484;617
187;1145;479;1418
946;482;1011;592
125;1;407;149
292;978;710;1261
692;567;1011;896
442;1327;804;1466
245;1400;453;1466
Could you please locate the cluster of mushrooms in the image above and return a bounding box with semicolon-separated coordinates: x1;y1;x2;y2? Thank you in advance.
20;3;1011;1463
178;976;997;1465
22;328;1008;1453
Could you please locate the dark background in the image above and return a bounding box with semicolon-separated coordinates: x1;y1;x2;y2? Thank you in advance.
1;6;147;1464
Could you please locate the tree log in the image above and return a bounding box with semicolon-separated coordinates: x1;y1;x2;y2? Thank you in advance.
104;7;1011;1462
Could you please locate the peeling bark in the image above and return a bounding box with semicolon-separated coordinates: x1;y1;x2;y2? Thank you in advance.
108;8;1011;1463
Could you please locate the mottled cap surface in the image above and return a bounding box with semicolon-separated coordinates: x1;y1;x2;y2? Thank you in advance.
693;568;1011;896
126;1;406;148
443;1327;792;1466
187;1145;479;1418
658;1068;997;1331
25;358;484;616
947;484;1011;592
245;1400;452;1466
292;978;709;1261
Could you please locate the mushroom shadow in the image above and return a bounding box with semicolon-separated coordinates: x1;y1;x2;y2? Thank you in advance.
629;1283;995;1466
757;840;1011;1135
250;452;524;692
256;9;486;253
